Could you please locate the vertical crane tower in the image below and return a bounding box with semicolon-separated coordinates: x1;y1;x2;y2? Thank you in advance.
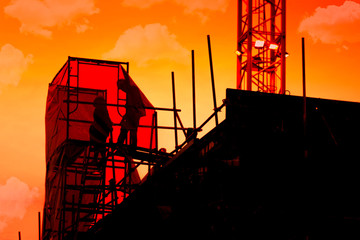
237;0;286;94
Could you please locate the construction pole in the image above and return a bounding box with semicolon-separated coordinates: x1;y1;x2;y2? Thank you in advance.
207;35;219;126
236;0;242;88
192;50;196;130
38;211;41;240
18;231;21;240
155;111;158;151
247;0;253;91
302;37;307;159
66;57;71;141
281;0;286;94
172;72;178;152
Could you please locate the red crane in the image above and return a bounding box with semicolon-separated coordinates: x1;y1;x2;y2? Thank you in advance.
237;0;286;94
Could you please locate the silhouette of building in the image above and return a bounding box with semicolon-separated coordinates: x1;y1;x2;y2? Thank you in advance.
85;89;360;240
44;59;360;239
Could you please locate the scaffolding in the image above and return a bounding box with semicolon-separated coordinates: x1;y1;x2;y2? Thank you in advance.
237;0;286;94
43;57;183;240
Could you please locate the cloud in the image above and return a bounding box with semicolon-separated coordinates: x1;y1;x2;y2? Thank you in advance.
299;1;360;44
0;221;7;233
0;177;39;232
103;23;189;67
0;44;33;93
122;0;164;8
121;0;229;21
176;0;230;22
4;0;99;38
75;19;92;33
175;0;229;13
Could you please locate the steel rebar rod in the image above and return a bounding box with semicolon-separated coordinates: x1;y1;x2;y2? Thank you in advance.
172;72;178;152
192;50;196;130
207;35;219;126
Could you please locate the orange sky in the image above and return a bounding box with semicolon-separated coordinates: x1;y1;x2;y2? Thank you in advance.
1;0;360;239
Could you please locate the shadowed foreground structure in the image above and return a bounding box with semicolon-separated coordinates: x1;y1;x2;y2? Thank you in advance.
83;89;360;240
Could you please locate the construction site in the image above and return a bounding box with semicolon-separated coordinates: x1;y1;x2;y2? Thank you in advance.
42;1;360;239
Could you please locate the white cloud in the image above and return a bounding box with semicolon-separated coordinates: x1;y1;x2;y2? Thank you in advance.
0;220;7;233
121;0;229;20
0;177;39;232
122;0;164;8
175;0;229;13
0;44;33;93
4;0;99;38
103;23;189;67
299;1;360;44
75;19;92;33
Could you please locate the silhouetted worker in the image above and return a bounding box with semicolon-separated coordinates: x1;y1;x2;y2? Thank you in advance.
89;96;113;164
185;128;197;143
117;72;146;149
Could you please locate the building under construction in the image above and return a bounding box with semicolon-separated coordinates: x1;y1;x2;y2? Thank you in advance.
43;1;360;239
43;56;360;240
89;89;360;240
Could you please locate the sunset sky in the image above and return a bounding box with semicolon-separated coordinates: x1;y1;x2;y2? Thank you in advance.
1;0;360;239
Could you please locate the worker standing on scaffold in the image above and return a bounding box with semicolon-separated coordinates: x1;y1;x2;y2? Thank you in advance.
117;68;146;151
89;96;113;165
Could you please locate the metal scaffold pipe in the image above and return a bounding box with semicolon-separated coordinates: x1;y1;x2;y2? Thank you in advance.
172;71;178;152
207;35;219;126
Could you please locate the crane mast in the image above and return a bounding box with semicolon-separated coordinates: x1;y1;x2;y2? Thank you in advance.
237;0;286;94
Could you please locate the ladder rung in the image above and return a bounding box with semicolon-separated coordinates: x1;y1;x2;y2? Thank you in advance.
79;217;96;223
64;207;112;214
81;189;102;194
64;202;98;208
85;175;103;180
65;184;104;189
